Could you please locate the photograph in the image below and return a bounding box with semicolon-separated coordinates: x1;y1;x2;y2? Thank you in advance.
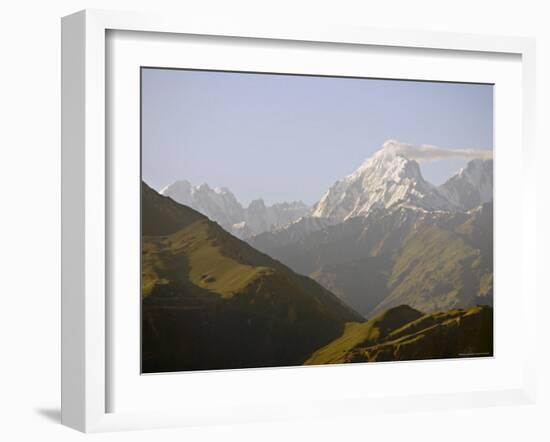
140;68;494;373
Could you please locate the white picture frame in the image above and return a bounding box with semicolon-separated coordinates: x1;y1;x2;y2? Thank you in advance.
61;9;538;433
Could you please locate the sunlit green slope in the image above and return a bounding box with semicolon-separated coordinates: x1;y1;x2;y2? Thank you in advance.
306;304;493;365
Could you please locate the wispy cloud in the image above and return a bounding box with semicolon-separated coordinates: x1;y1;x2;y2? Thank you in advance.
383;140;493;162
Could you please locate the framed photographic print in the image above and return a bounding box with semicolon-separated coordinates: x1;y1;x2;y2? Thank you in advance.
61;9;538;432
140;68;495;373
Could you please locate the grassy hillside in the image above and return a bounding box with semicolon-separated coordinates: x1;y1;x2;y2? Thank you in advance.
371;204;493;315
306;304;493;365
141;182;363;373
304;305;422;364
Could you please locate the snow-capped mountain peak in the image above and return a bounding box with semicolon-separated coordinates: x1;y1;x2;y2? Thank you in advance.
159;180;309;238
312;140;453;221
356;152;422;185
161;180;245;228
438;158;493;211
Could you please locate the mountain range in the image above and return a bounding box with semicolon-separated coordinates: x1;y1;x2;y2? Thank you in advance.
311;139;492;220
159;139;492;241
249;202;493;317
247;141;493;317
143;139;493;371
160;180;309;238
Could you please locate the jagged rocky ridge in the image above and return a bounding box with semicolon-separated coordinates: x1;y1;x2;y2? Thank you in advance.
159;140;492;241
160;180;309;238
311;140;456;221
438;158;493;211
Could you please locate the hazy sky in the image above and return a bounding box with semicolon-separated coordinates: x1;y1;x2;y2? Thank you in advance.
142;68;493;206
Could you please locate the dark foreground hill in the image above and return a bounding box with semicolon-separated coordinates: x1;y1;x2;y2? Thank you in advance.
306;304;493;365
141;182;363;373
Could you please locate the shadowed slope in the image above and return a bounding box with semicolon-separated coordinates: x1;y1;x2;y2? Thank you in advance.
250;204;493;317
141;182;363;372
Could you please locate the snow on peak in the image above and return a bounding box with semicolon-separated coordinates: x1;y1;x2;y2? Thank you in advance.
312;140;454;221
160;179;310;238
352;140;422;181
213;186;231;195
438;158;493;211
